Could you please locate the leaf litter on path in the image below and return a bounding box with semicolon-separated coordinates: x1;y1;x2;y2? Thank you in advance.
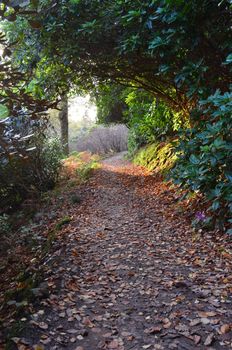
2;152;232;349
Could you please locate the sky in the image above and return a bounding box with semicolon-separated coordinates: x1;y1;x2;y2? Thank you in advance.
69;95;97;123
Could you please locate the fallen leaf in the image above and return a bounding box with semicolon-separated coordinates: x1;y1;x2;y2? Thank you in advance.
201;317;210;325
67;329;79;334
219;324;231;334
33;346;45;350
190;319;201;326
144;326;162;334
204;333;214;346
38;322;48;330
108;340;120;349
193;335;201;344
198;311;217;317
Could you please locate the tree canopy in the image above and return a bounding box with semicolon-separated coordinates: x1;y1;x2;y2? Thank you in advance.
1;0;231;113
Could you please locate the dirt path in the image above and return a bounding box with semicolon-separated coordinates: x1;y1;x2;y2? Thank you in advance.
16;153;232;349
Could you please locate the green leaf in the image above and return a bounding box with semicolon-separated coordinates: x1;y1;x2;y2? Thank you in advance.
189;154;199;165
8;0;30;7
211;200;220;211
225;53;232;65
0;104;9;119
148;36;165;50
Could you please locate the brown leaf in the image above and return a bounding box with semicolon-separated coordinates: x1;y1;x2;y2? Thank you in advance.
198;311;217;317
108;340;120;349
220;324;231;334
204;333;214;346
162;318;172;328
28;20;43;29
38;322;48;330
144;326;162;334
194;335;201;345
33;346;45;350
190;318;201;327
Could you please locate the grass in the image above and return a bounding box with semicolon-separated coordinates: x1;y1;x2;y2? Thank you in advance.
55;215;72;230
62;151;100;182
76;160;100;182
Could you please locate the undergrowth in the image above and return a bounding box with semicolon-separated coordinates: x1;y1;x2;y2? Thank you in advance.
133;142;177;175
63;151;100;183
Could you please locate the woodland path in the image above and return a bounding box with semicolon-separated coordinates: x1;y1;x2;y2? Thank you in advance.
19;153;232;350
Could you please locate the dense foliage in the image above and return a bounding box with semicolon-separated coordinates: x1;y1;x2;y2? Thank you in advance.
0;24;60;211
123;88;184;155
90;85;127;125
91;84;184;155
171;91;232;232
133;142;176;174
1;0;231;230
2;0;231;110
0;117;63;211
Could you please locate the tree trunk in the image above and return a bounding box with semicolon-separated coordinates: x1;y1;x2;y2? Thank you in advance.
58;93;69;155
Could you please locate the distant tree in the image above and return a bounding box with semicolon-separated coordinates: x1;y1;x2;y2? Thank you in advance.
58;93;69;155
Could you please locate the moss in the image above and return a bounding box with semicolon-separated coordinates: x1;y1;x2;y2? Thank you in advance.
133;142;177;175
55;216;72;230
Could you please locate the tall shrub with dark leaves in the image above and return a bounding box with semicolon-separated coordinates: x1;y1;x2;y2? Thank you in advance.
171;91;232;232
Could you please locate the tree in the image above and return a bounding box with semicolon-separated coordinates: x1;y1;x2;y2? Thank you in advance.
2;0;230;115
2;13;73;154
90;84;127;124
58;93;69;155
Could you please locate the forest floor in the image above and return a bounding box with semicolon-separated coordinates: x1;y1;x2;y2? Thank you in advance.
1;152;232;350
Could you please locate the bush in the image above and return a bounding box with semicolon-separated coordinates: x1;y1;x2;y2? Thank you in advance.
76;159;99;181
31;137;64;191
133;142;176;174
171;91;232;232
0;136;63;211
0;214;11;235
125;89;185;156
63;151;100;183
75;124;128;155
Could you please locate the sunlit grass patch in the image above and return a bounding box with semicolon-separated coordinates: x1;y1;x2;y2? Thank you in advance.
62;151;100;183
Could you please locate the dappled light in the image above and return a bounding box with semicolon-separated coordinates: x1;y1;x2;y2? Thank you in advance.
0;1;231;349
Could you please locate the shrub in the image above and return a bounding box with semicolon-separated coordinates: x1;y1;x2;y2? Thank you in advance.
133;142;176;174
76;159;99;181
0;136;63;211
76;124;128;155
31;137;64;191
125;89;185;156
171;91;232;232
0;214;11;235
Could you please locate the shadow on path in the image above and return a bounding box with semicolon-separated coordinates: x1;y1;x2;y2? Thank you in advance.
15;153;232;350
